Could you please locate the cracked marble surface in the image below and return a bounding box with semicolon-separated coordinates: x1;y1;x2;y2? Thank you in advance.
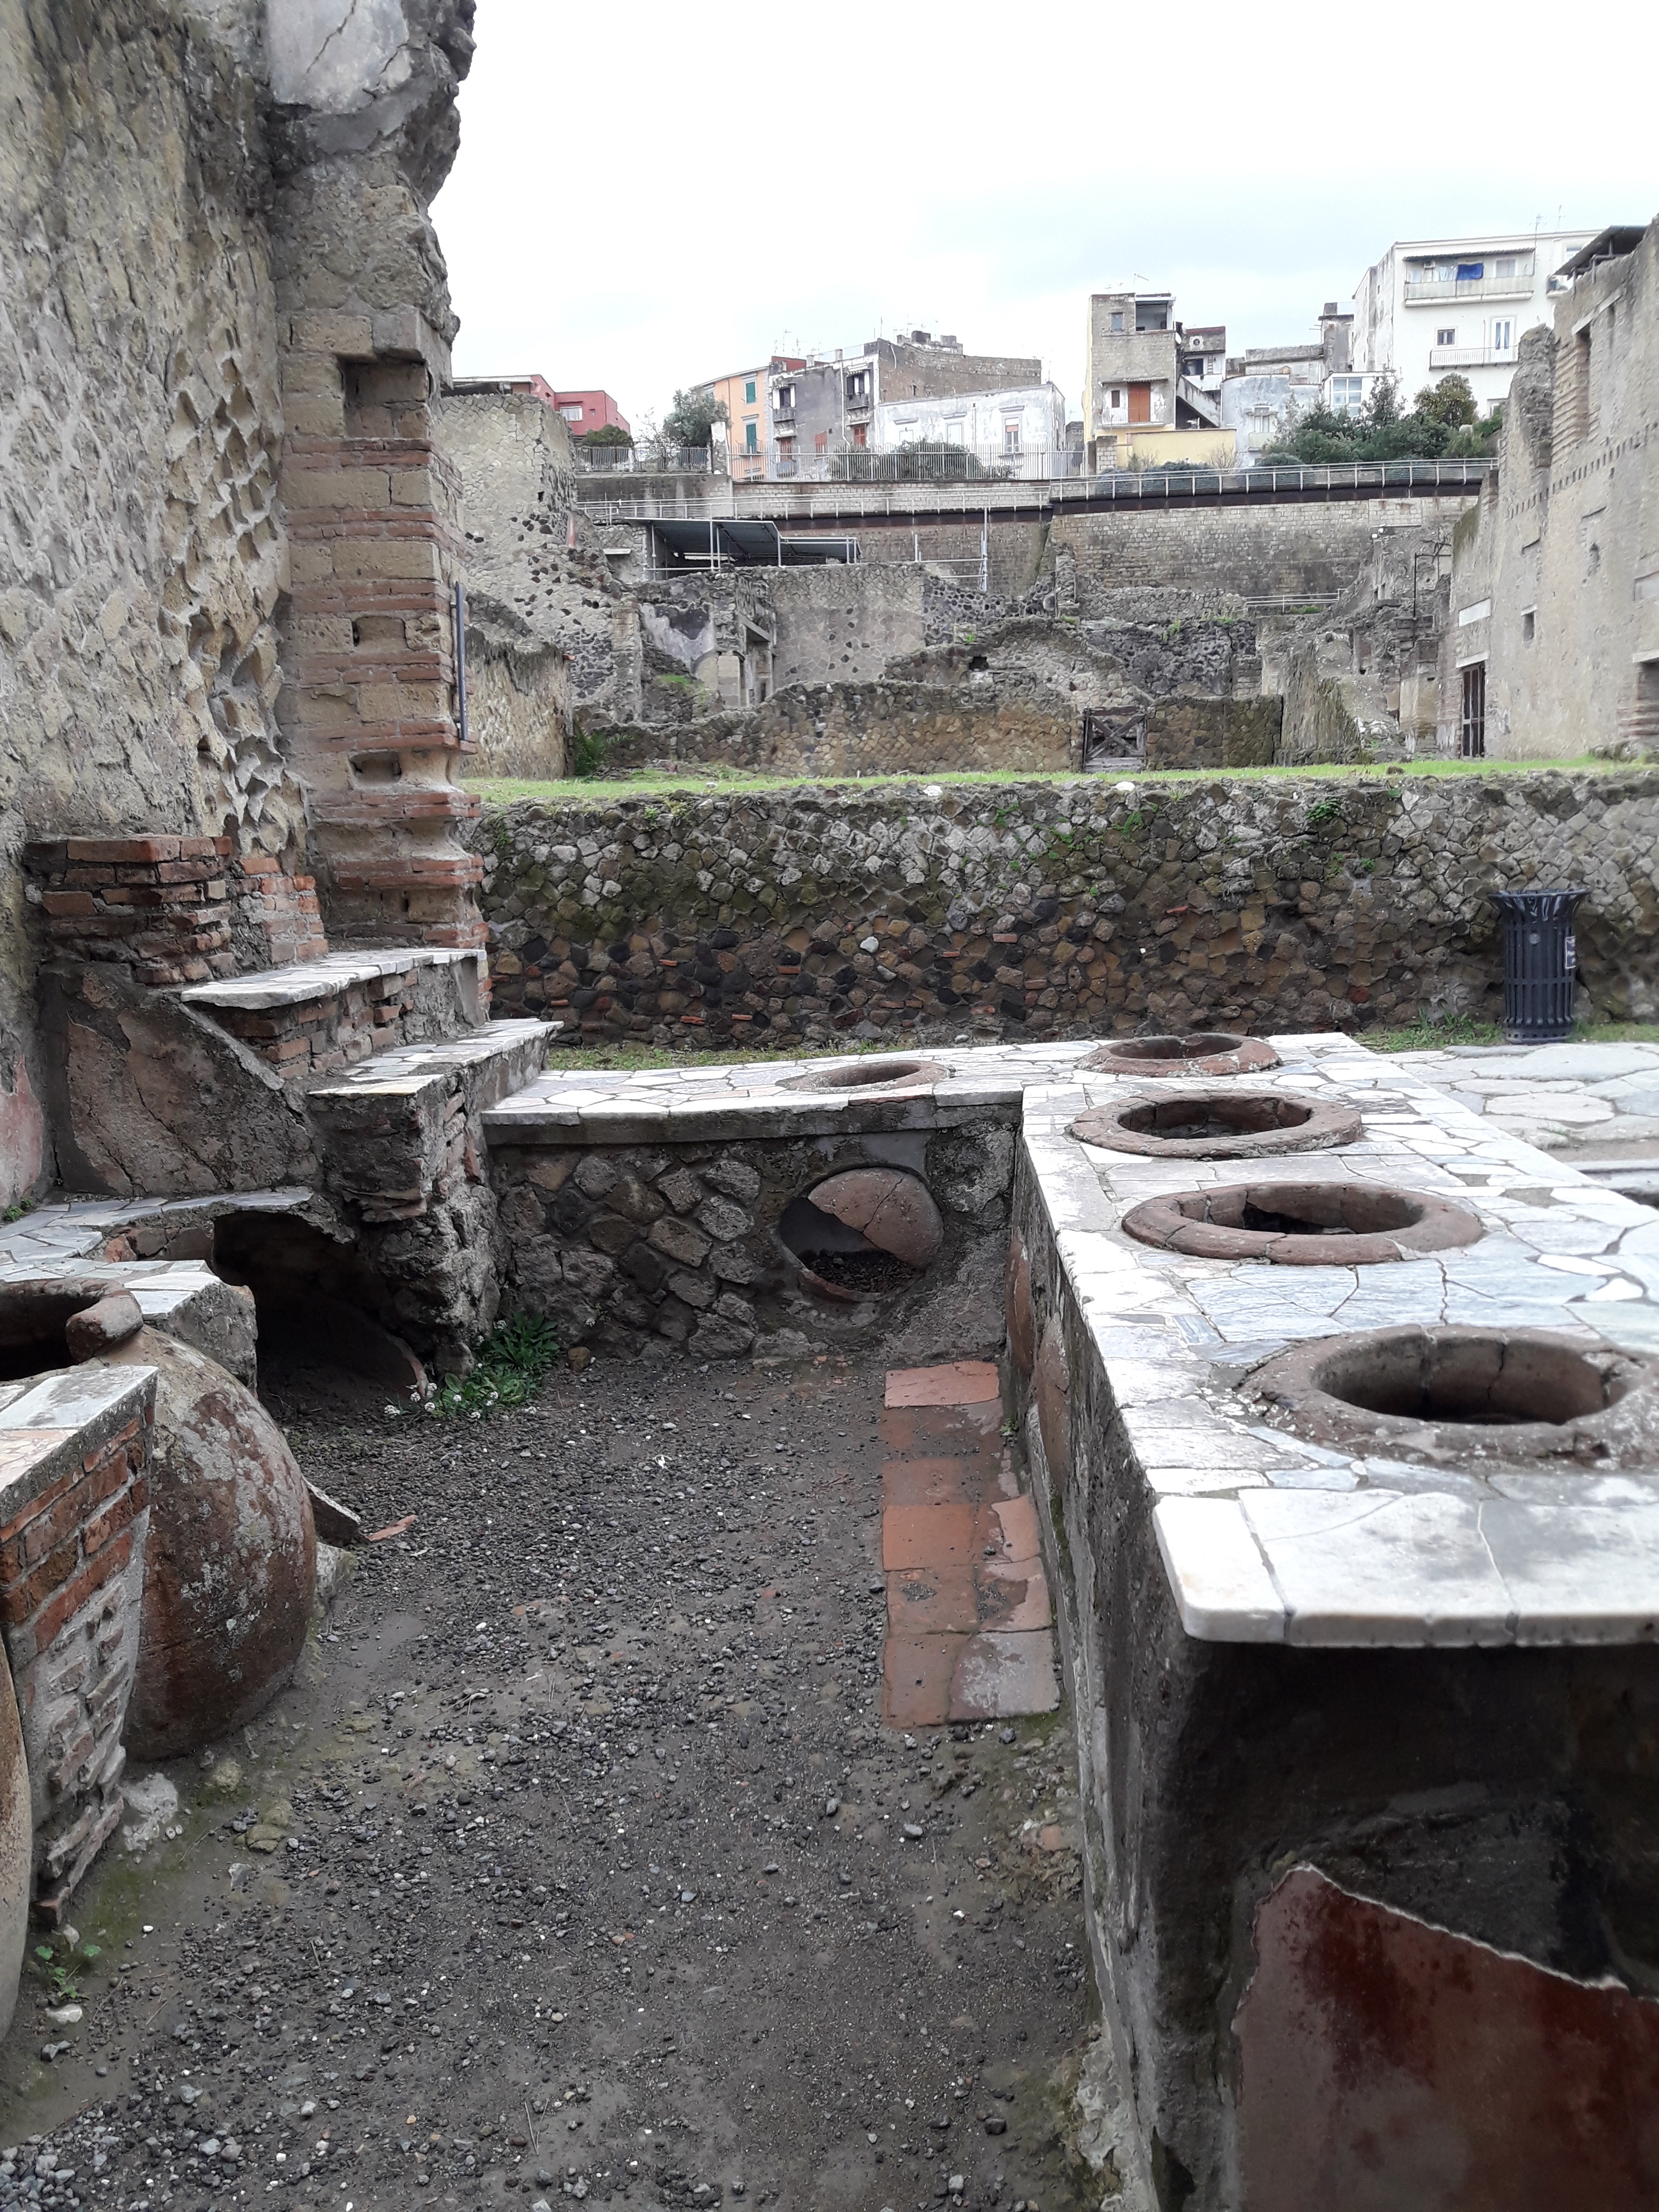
1020;1032;1659;1647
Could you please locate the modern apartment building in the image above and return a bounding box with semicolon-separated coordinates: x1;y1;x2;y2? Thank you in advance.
1082;291;1231;467
711;358;805;480
761;332;1043;479
448;375;629;439
1351;230;1598;414
869;382;1070;480
1217;305;1355;461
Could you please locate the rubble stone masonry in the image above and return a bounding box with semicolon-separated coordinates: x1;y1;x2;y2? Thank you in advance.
477;769;1659;1043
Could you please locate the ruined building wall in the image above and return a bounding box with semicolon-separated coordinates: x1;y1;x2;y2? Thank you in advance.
1444;219;1659;759
769;566;926;689
0;0;300;1208
0;0;483;1207
436;385;576;778
1048;495;1477;608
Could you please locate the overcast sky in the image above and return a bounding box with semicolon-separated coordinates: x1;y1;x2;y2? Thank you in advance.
435;0;1657;431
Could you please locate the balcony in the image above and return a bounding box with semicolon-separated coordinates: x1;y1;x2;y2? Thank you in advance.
1429;345;1514;370
1404;273;1534;304
843;392;873;417
771;408;796;430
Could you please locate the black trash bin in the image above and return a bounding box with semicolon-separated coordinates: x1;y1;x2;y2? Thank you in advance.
1492;889;1586;1043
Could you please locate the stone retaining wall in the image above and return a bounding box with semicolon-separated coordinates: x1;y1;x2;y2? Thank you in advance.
601;681;1078;780
476;769;1659;1043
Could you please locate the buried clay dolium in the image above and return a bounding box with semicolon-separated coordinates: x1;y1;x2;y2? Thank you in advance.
782;1056;948;1094
779;1167;944;1303
1080;1033;1280;1078
1120;1178;1482;1265
1071;1089;1361;1160
1243;1324;1659;1467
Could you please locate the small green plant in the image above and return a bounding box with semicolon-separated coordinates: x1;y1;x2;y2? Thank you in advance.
423;1313;561;1419
34;1937;99;2004
570;728;614;780
1119;811;1144;832
2;1198;32;1224
1306;798;1342;828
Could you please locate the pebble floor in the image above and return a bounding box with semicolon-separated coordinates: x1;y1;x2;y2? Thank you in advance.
0;1351;1100;2212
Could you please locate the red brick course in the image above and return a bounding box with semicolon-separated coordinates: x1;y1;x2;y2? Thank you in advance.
25;838;327;985
0;1392;153;1922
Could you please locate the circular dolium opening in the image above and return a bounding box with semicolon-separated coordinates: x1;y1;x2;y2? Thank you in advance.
1108;1033;1249;1063
1175;1184;1424;1237
811;1058;928;1089
1316;1335;1623;1427
1119;1096;1315;1142
0;1288;89;1381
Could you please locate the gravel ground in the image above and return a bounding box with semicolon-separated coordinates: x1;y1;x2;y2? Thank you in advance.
0;1350;1101;2212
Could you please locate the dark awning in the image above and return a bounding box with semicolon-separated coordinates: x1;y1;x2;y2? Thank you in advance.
648;519;860;566
1555;226;1647;278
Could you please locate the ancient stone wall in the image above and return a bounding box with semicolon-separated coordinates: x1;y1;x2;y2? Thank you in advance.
462;602;570;781
1445;221;1659;759
770;566;925;688
1049;495;1476;608
489;1115;1017;1365
0;0;300;1205
477;769;1659;1043
599;681;1078;781
0;0;483;1205
1143;697;1280;769
436;385;576;775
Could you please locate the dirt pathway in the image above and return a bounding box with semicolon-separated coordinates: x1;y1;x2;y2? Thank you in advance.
0;1351;1100;2212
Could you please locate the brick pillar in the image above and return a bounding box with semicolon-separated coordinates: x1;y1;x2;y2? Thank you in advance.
280;311;484;952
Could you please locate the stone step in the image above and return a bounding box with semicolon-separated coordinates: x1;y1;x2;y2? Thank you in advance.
309;1019;557;1223
176;946;491;1091
179;945;485;1016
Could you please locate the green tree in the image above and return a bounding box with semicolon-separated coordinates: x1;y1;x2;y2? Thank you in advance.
662;385;727;450
1259;373;1484;466
1414;373;1478;428
576;421;632;448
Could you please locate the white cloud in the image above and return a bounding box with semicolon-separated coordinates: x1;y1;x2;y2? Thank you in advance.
435;0;1658;427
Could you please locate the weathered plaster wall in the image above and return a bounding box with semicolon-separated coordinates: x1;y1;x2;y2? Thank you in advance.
1444;220;1659;759
1050;496;1476;609
436;383;576;774
0;0;297;1204
461;601;570;780
770;565;925;689
476;770;1659;1045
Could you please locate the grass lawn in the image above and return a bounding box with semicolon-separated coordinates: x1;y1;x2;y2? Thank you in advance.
470;756;1629;808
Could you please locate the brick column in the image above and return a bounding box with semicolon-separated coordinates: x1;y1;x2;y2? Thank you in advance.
279;311;484;953
0;1369;155;1922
